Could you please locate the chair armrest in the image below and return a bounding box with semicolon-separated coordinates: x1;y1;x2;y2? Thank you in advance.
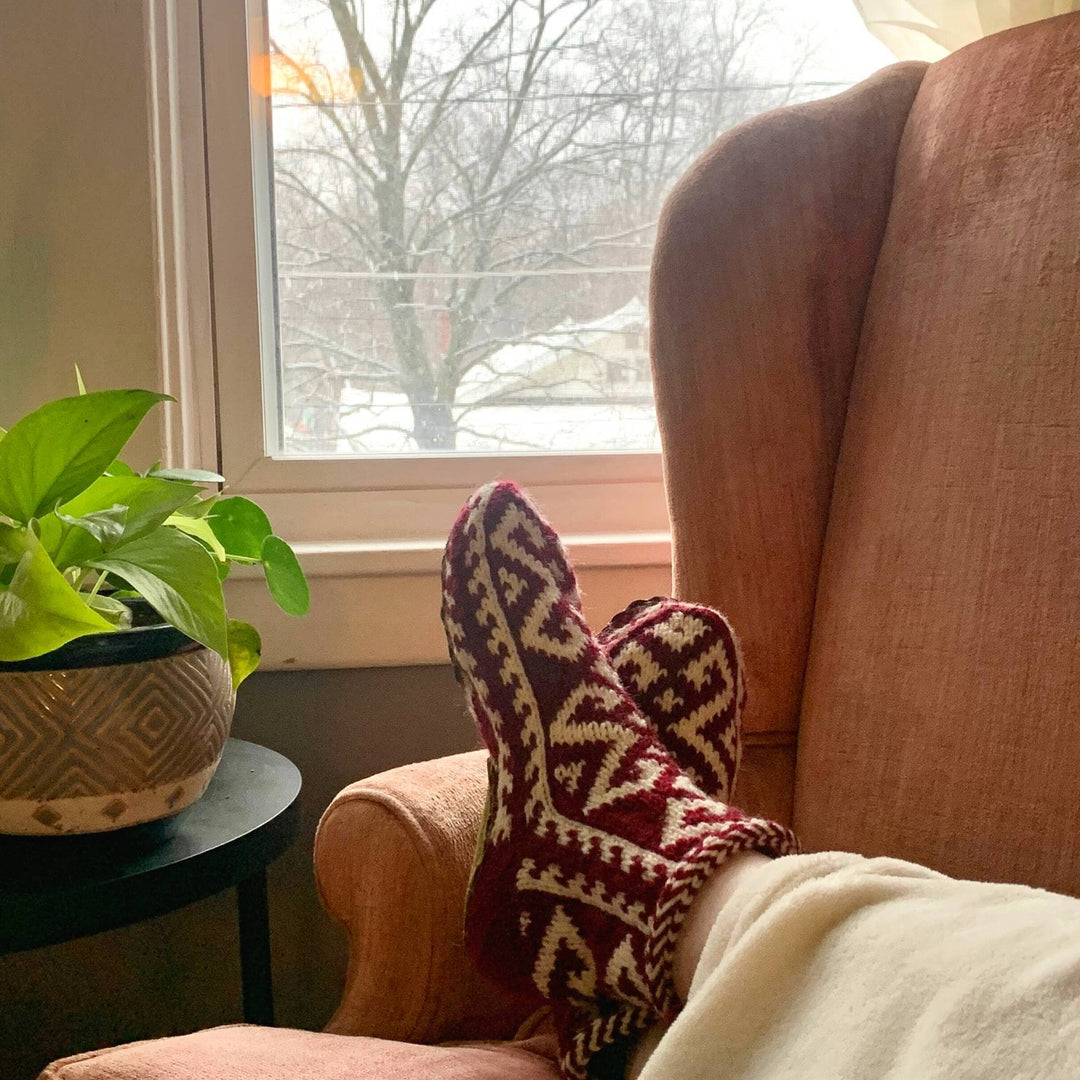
314;749;539;1045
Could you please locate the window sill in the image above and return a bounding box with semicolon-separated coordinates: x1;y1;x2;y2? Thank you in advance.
225;531;672;669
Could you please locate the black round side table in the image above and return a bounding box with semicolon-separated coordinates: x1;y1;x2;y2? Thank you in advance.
0;738;301;1026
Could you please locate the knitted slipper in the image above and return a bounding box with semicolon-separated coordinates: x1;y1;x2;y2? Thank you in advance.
599;597;745;802
571;598;747;1075
442;482;797;1079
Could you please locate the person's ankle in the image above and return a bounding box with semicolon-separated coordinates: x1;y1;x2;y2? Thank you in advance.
672;850;773;999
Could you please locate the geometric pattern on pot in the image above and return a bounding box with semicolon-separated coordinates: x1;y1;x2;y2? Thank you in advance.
0;648;234;800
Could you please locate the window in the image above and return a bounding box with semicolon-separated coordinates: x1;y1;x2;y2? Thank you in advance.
149;0;891;666
264;0;891;457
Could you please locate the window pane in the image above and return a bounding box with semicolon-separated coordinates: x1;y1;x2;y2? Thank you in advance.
264;0;892;455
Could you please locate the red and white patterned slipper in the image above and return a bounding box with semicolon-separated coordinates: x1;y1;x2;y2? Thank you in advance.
600;597;745;803
441;482;797;1079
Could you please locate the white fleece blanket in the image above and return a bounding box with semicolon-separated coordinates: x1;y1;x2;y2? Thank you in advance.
639;852;1080;1080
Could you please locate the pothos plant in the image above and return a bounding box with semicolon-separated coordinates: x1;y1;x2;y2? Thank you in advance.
0;379;309;689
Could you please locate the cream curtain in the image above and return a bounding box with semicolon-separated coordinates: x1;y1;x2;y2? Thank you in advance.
853;1;1080;60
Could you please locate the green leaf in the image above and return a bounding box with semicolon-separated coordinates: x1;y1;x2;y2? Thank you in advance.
75;364;87;395
0;389;171;522
227;618;262;689
0;530;115;661
208;496;272;559
0;523;23;565
85;591;133;628
175;493;219;519
105;459;136;477
48;475;198;568
149;466;226;483
88;529;228;659
55;505;127;549
64;475;196;533
35;510;62;546
260;534;309;616
165;515;227;561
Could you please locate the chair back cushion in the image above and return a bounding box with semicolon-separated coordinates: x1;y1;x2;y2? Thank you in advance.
794;14;1080;895
649;62;926;820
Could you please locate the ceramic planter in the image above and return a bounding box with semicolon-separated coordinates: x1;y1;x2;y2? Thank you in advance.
0;606;235;836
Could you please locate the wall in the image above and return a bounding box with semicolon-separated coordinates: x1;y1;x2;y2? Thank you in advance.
0;665;478;1080
0;0;163;465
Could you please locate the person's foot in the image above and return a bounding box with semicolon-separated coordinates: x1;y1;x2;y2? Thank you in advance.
599;597;745;802
442;482;797;1078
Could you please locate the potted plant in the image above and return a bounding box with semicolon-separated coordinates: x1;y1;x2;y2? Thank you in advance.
0;382;309;835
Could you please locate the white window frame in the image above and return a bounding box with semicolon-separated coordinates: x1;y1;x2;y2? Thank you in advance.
145;0;671;669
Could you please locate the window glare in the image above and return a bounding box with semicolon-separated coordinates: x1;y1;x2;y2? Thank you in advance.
264;0;892;456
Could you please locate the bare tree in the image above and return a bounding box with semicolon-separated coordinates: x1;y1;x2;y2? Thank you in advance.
269;0;815;452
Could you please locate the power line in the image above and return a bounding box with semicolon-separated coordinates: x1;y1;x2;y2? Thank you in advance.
279;266;650;280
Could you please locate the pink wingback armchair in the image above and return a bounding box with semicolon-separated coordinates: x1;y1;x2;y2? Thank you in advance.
42;12;1080;1079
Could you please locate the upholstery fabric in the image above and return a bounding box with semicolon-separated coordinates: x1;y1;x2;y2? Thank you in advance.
314;749;537;1044
794;14;1080;895
37;1025;560;1080
649;61;926;822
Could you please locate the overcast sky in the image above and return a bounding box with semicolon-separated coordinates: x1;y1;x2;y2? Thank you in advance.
268;0;896;90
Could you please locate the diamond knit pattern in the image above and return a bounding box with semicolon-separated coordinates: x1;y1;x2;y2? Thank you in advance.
441;482;797;1079
0;649;232;797
552;599;748;1074
599;597;745;802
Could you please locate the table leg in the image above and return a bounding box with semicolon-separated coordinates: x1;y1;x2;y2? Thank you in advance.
237;868;275;1025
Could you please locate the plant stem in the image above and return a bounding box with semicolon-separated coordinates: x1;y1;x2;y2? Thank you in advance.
86;571;109;600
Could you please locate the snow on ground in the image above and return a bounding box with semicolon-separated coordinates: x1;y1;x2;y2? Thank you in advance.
328;390;660;453
454;298;649;406
298;298;658;454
